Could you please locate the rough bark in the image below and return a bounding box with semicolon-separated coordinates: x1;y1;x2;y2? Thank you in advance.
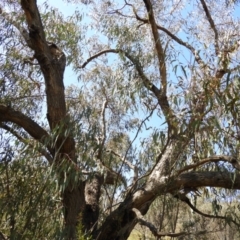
95;170;240;240
19;1;85;238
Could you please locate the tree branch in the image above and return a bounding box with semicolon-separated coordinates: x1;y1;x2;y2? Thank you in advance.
133;171;240;209
133;7;207;70
172;171;240;190
80;48;177;132
81;50;158;95
142;0;179;134
175;193;240;227
20;0;67;130
199;0;219;54
0;104;52;153
98;100;108;161
0;123;53;163
97;170;240;239
142;0;167;95
20;0;48;52
177;155;240;175
132;208;189;238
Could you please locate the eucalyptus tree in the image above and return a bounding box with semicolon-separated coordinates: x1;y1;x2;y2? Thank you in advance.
1;0;240;239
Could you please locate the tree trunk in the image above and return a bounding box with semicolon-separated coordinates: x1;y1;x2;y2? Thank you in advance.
63;181;86;239
83;174;103;238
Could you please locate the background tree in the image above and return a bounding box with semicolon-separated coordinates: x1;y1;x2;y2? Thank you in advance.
1;0;240;239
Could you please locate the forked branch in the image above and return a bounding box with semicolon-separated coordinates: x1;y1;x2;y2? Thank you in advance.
80;48;177;133
133;7;207;70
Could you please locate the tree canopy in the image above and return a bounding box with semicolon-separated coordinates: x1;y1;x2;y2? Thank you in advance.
1;0;240;239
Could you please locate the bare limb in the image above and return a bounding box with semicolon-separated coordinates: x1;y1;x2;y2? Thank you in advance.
133;7;207;70
142;0;167;95
80;49;159;97
0;123;53;163
172;171;240;190
80;49;177;132
0;104;53;154
142;0;179;134
97;170;240;239
199;0;219;54
133;171;240;207
20;0;48;52
132;208;189;237
80;49;118;68
177;155;240;175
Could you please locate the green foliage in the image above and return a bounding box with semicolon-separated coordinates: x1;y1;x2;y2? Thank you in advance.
1;0;240;239
76;220;92;240
0;148;63;239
